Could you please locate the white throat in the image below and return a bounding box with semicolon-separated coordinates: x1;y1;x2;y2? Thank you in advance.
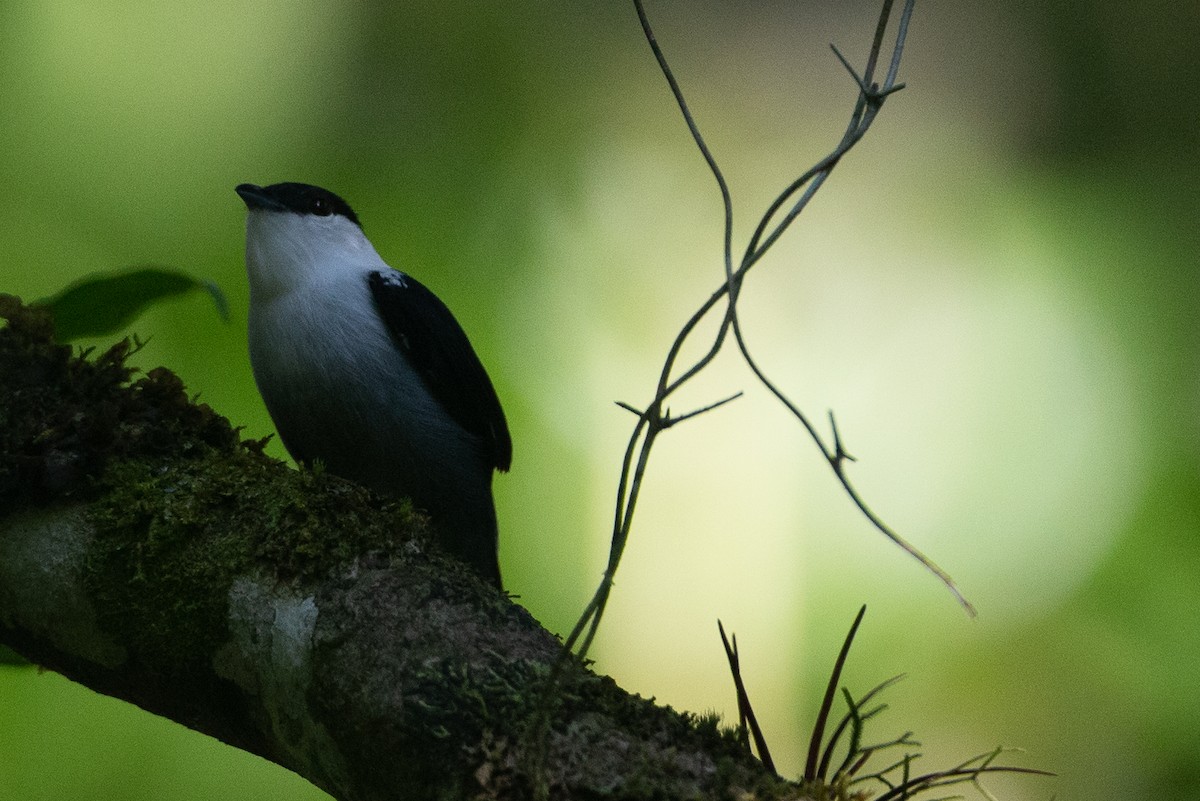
244;209;387;303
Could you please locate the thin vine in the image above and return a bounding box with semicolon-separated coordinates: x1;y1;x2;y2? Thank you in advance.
569;0;971;665
527;3;973;793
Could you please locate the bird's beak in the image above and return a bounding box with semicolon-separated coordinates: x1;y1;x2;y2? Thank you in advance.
236;183;286;212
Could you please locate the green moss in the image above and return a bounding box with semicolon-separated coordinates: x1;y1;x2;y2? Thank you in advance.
0;294;243;509
85;451;429;674
395;645;785;799
2;293;431;677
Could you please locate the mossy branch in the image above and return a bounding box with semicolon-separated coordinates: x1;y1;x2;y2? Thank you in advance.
0;295;789;801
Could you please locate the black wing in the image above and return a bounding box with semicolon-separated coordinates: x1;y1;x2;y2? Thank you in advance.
367;270;512;472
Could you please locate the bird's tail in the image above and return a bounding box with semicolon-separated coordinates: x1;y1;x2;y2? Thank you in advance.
434;494;502;590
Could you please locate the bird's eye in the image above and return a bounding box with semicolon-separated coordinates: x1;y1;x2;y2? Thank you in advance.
310;197;331;216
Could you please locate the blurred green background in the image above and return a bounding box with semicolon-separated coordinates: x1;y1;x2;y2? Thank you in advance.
1;1;1197;799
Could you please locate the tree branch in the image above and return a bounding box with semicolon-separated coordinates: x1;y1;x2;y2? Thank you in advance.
0;296;784;801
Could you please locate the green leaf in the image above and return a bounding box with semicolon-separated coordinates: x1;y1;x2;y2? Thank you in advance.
0;645;30;666
38;267;229;342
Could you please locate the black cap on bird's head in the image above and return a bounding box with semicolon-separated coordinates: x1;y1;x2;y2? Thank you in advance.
236;183;361;228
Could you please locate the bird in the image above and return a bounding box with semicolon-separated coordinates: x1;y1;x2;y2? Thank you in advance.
235;182;511;588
